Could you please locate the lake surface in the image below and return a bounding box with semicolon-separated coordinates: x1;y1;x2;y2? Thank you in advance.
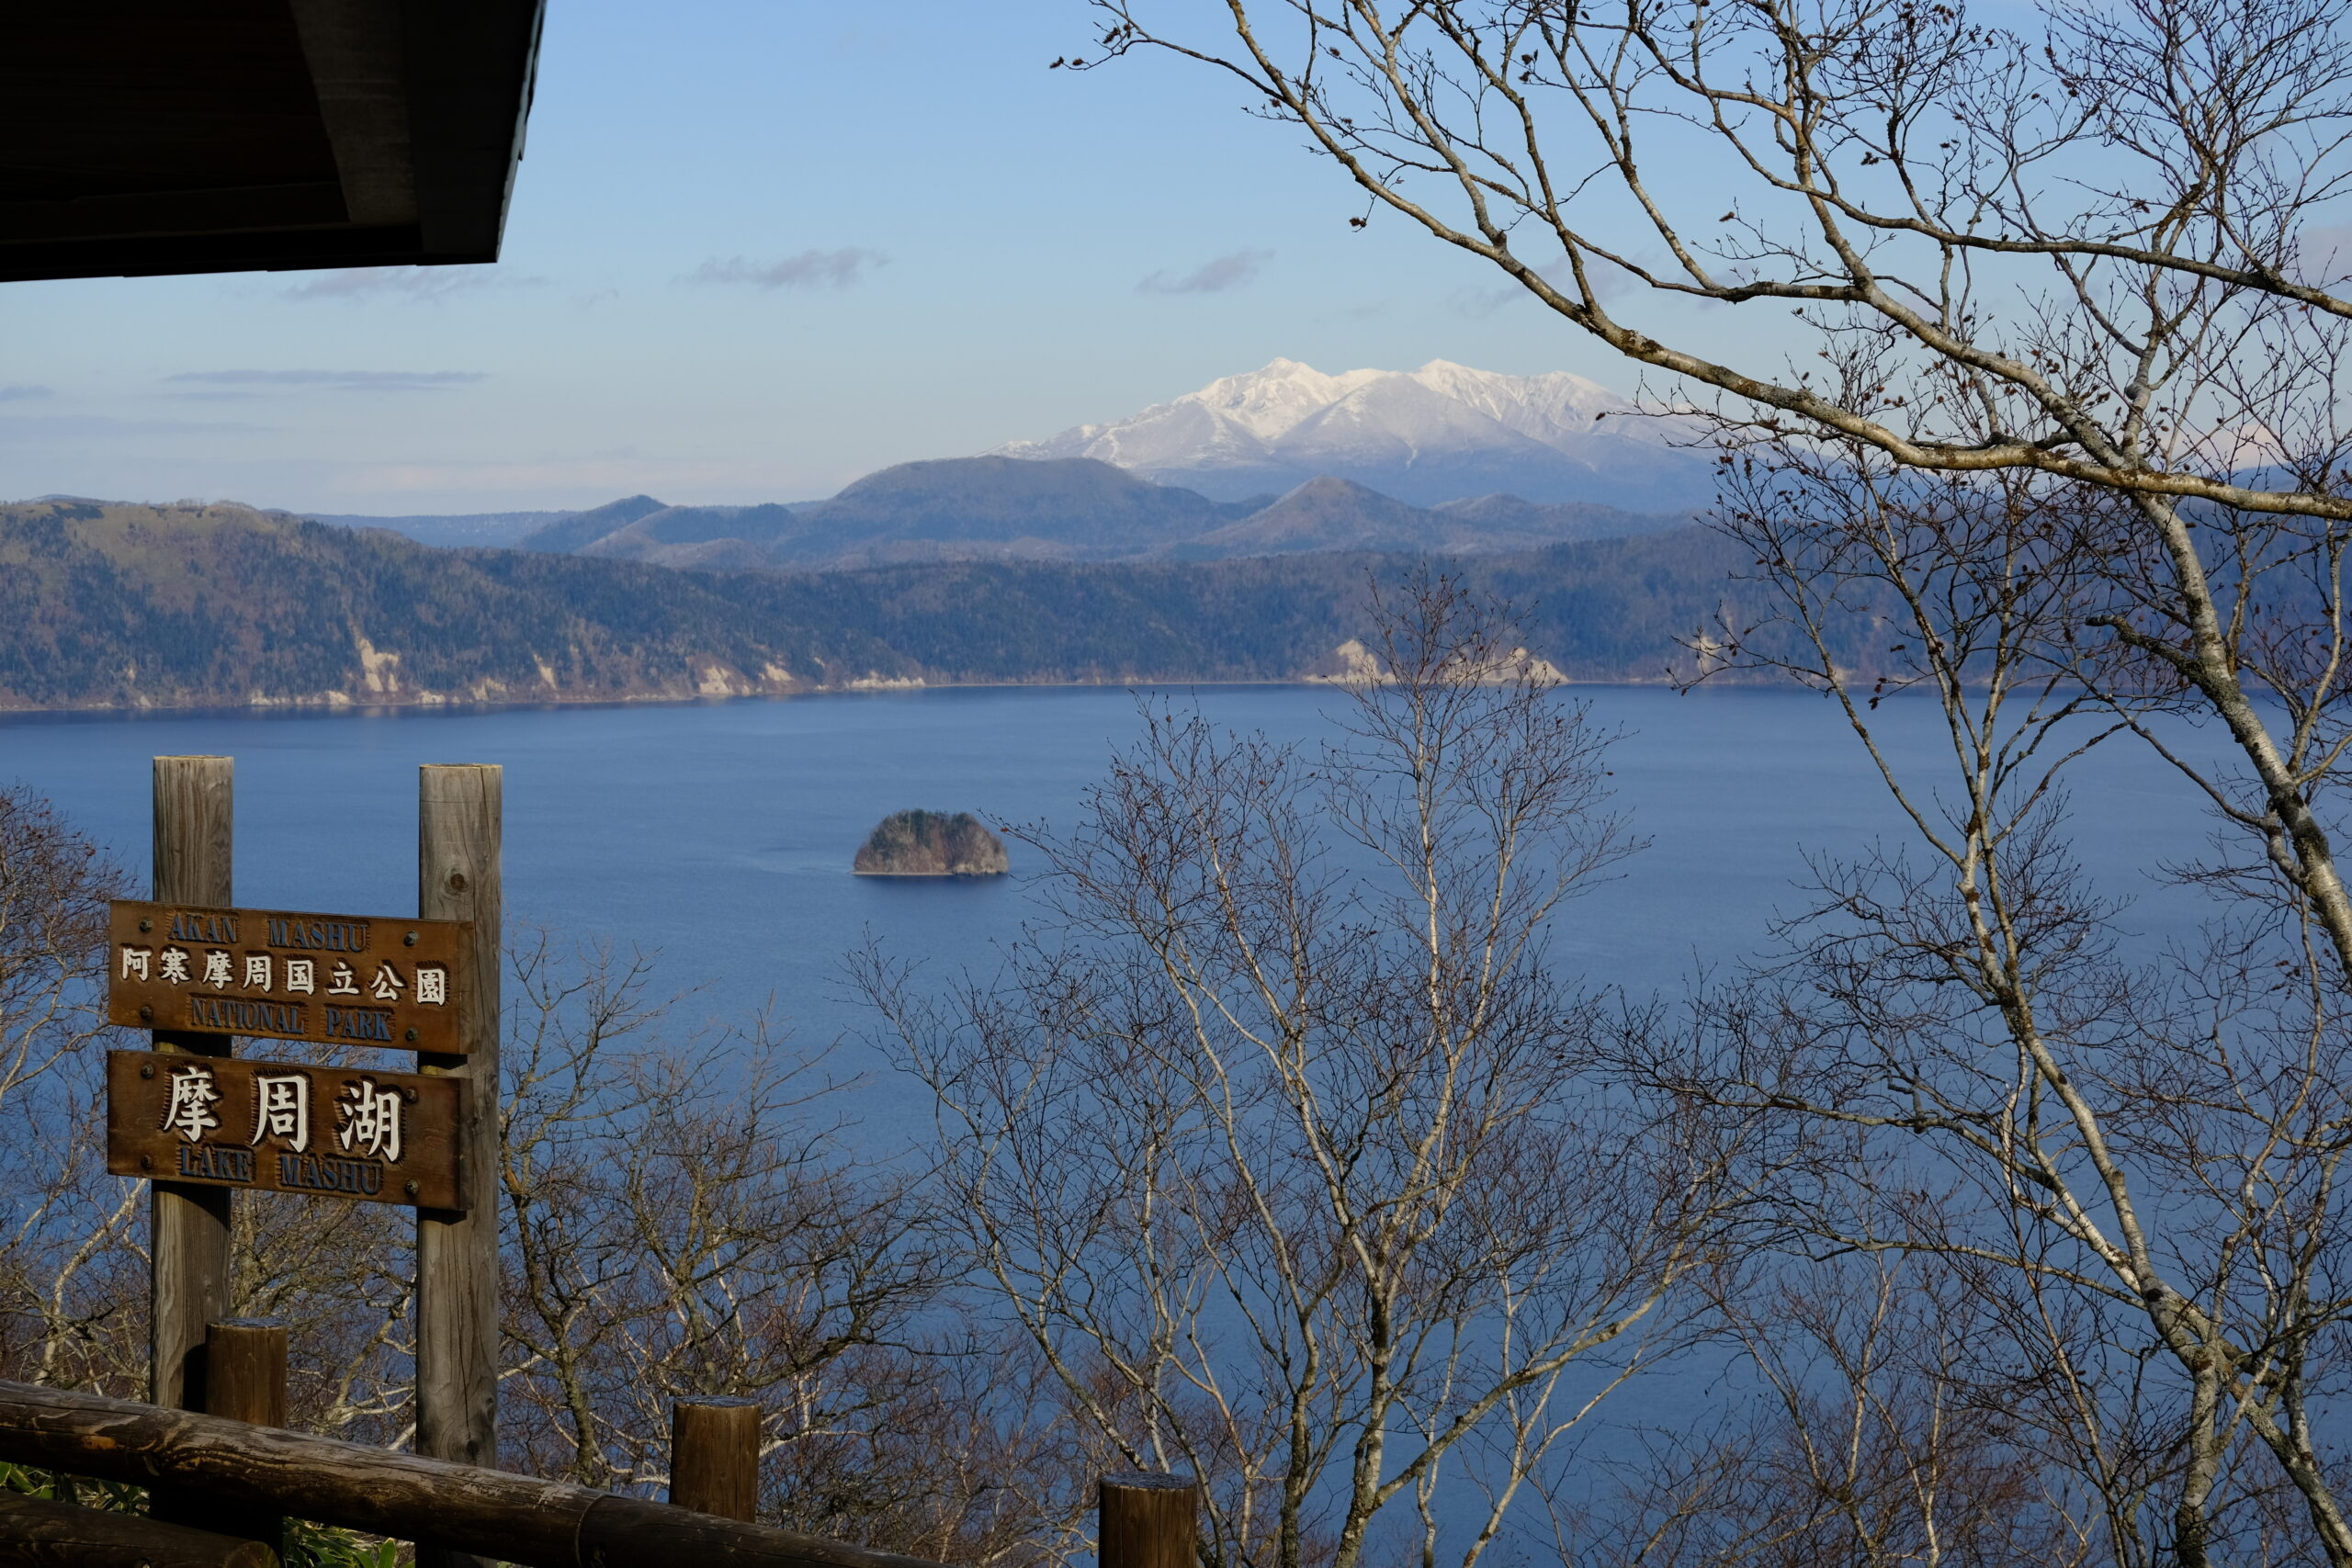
0;683;2219;1144
0;682;2264;1544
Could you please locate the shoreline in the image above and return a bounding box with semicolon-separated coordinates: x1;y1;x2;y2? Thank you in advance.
0;672;1746;724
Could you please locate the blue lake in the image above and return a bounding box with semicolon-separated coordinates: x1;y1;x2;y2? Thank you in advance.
0;682;2219;1145
0;681;2272;1542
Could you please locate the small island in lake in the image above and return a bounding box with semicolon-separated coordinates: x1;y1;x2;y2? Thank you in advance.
854;810;1010;877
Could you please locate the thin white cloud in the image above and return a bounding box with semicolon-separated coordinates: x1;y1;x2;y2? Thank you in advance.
1137;249;1273;295
279;265;540;303
0;385;51;403
0;414;266;442
167;369;489;393
687;249;890;289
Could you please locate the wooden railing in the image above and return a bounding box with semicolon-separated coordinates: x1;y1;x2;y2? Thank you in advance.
0;1320;1201;1568
0;1379;952;1568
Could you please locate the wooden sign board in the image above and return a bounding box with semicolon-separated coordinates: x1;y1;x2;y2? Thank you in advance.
107;901;471;1055
106;1050;465;1210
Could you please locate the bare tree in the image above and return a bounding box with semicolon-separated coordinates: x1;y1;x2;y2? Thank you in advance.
0;785;119;1107
862;572;1736;1568
0;785;134;1392
497;932;1069;1562
1558;1247;2112;1568
1078;0;2352;989
1071;9;2352;1560
1584;437;2352;1567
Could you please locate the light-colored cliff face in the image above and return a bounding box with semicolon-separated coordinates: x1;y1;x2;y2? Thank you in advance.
852;810;1009;877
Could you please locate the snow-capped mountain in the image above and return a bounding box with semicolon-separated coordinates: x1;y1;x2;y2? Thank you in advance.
992;358;1712;511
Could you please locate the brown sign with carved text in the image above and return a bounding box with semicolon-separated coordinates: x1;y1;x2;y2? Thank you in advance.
107;900;471;1055
106;1050;465;1210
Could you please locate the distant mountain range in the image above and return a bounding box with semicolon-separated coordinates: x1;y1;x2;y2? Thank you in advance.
0;498;1847;713
309;359;1715;563
492;458;1688;571
308;508;570;549
992;358;1715;511
0;362;1786;715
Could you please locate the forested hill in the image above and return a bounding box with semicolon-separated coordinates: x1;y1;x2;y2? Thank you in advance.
0;498;1815;712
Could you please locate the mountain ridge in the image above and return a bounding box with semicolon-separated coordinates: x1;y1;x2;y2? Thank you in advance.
509;457;1690;570
312;359;1712;559
992;357;1714;510
0;497;1842;713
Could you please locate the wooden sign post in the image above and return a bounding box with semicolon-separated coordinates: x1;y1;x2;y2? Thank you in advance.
107;902;475;1213
107;904;473;1054
415;764;501;1568
112;756;503;1568
107;1053;467;1208
149;756;232;1418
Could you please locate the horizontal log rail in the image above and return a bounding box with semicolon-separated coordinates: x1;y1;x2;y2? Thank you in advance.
0;1491;276;1568
0;1381;950;1568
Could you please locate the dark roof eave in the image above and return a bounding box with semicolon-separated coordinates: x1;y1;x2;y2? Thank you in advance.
0;226;495;284
0;0;543;283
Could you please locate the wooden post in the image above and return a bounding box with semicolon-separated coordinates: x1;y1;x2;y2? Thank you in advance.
670;1397;761;1521
416;765;501;1568
1099;1473;1197;1568
200;1318;287;1562
150;756;233;1414
204;1318;287;1427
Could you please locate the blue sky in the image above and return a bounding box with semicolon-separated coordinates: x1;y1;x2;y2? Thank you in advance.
0;2;1721;515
